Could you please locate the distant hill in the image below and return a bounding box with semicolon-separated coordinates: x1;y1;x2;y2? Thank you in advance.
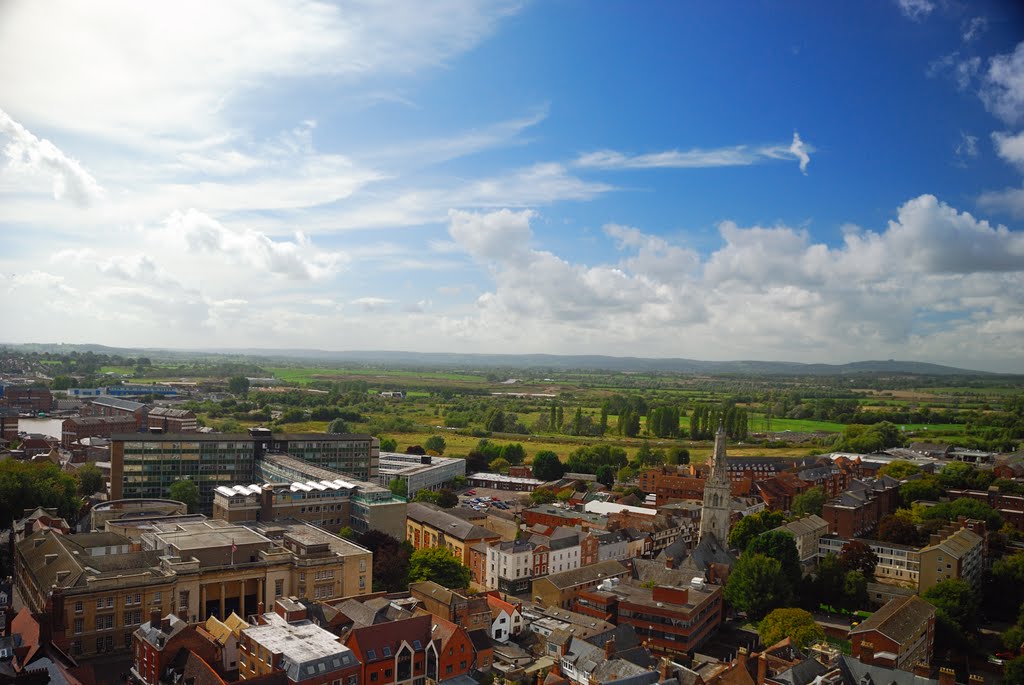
1;342;997;376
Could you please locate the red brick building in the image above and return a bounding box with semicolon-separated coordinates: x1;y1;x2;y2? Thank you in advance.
148;406;199;433
849;595;936;671
62;415;138;448
345;615;431;685
821;477;901;538
0;387;53;413
133;611;222;685
82;397;148;430
522;506;607;531
947;488;1024;530
0;407;19;444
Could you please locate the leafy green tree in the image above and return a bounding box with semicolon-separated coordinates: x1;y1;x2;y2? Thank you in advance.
837;422;901;453
51;375;74;390
987;552;1024;621
389;478;408;498
169;479;199;514
747;531;801;589
921;497;1002;531
76;463;105;497
501;443;526;465
489;457;511;474
839;570;868;612
923;579;980;649
758;608;824;649
532;451;565;481
617;465;637;483
1002;625;1024;652
435;489;458;508
530;488;557;505
792;487;826;516
899;477;942;506
724;553;792;619
878;460;920;479
424;435;447;454
555;489;573;503
379;437;398;452
666;447;690;465
838;540;878;580
227;376;250;395
356;530;412;592
595;465;615;488
877;514;922;546
327;417;350;434
408;547;471;589
728;510;786;551
0;461;80;526
1006;657;1024;685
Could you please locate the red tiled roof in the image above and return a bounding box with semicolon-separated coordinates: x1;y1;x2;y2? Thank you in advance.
345;615;431;664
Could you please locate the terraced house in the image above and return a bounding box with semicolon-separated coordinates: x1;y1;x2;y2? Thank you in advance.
405;503;500;565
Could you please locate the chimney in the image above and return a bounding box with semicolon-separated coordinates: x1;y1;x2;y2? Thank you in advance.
537;669;545;685
913;663;931;678
604;638;615;660
757;653;768;685
930;534;942;545
150;608;161;629
257;601;265;615
177;607;188;622
938;667;956;685
860;642;874;665
969;675;984;685
659;658;672;681
665;556;675;569
161;616;171;632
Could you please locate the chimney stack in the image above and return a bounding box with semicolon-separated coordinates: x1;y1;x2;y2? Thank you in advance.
969;675;984;685
150;608;161;629
604;638;615;660
938;667;956;685
161;616;171;632
860;642;874;665
757;653;768;685
177;607;188;622
258;601;265;615
659;658;672;681
913;663;931;678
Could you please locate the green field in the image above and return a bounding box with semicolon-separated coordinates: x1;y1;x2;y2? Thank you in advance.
265;366;487;384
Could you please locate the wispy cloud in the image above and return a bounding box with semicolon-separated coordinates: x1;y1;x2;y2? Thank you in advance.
961;16;987;43
980;42;1024;126
574;132;812;174
896;0;934;21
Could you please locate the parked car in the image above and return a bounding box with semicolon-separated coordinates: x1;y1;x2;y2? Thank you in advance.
466;490;477;495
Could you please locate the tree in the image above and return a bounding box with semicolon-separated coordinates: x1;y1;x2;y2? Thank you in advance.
435;489;459;508
987;552;1024;621
51;375;74;390
878;460;920;480
1002;625;1024;652
357;530;412;592
1007;657;1024;685
666;447;690;465
877;514;922;546
724;553;792;619
791;487;826;517
424;436;447;455
405;445;426;455
379;437;398;452
923;579;980;649
530;488;557;505
746;531;801;589
227;376;250;395
408;547;471;589
0;461;80;527
839;570;868;612
759;608;824;649
922;497;1003;531
501;443;526;465
489;457;511;474
169;479;199;514
327;417;350;434
728;510;786;551
532;451;565;481
595;465;615;489
76;463;105;497
389;478;408;498
838;540;878;580
899;477;942;506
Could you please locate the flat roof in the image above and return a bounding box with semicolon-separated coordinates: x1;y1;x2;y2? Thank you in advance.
150;520;271;551
244;613;356;679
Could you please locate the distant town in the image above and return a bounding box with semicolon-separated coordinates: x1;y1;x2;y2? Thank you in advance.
0;347;1022;685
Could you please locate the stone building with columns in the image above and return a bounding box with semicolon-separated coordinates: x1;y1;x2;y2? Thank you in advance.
15;519;371;660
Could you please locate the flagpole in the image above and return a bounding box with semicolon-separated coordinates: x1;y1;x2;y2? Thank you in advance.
231;537;235;565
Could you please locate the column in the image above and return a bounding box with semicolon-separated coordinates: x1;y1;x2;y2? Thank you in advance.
257;579;264;610
199;584;206;621
219;582;225;619
238;580;245;618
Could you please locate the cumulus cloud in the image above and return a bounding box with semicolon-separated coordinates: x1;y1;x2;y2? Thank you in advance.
992;130;1024;170
436;197;1024;368
164;208;347;279
575;133;813;174
978;187;1024;217
981;42;1024;126
896;0;934;21
0;108;104;206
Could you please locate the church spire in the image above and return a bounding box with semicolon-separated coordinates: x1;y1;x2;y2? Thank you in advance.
699;419;731;545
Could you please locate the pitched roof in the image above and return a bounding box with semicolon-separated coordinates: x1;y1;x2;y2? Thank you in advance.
849;595;936;645
407;503;500;541
89;397;145;412
345;614;432;664
536;560;628;590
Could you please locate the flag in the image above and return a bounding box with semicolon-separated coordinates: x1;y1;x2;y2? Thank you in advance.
231;543;238;553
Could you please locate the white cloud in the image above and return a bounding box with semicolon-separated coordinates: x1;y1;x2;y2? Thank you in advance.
978;187;1024;217
962;16;988;43
992;130;1024;170
928;52;981;91
896;0;934;21
0;0;519;145
981;42;1024;126
955;131;979;165
351;297;396;311
575;133;813;173
0;108;104;206
163;208;347;279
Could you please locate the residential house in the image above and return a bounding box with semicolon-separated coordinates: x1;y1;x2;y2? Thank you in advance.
770;515;829;570
406;503;500;568
408;581;490;634
344;615;431;685
486;595;523;643
849;595;936;672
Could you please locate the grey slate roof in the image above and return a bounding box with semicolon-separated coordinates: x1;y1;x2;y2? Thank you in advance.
537;559;627;590
849;595;936;645
769;658;829;685
407;503;499;541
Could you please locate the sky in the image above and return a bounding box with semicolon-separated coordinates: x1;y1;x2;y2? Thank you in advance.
1;1;1024;373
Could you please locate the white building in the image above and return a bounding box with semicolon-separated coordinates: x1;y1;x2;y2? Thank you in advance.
486;540;534;594
377;452;465;497
486;595;523;643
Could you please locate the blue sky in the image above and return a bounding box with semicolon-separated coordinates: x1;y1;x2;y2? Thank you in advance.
1;0;1023;371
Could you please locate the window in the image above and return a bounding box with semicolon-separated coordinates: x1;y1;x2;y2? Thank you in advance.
74;601;83;614
385;669;393;678
179;590;190;609
446;666;453;675
370;674;378;683
359;559;367;572
96;615;114;630
74;618;83;635
275;579;284;597
348;677;357;685
383;647;392;657
460;661;467;670
368;650;376;660
153;591;161;603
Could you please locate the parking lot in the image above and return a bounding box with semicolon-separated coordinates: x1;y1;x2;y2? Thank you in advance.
455;486;533;514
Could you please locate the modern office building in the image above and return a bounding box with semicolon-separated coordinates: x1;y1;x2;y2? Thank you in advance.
109;428;379;512
377;451;465;497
